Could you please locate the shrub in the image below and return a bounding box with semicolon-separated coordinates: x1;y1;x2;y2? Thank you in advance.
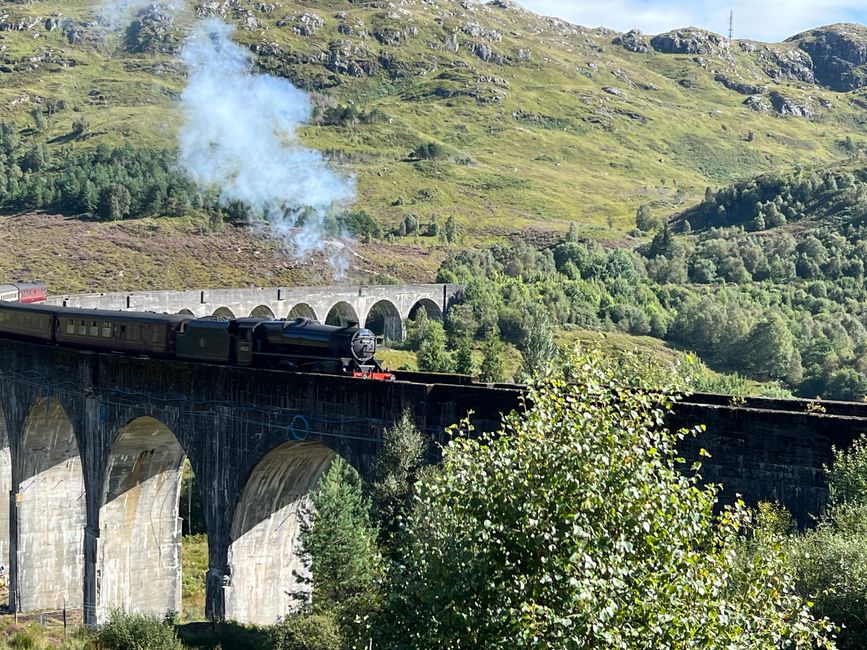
96;610;184;650
268;613;343;650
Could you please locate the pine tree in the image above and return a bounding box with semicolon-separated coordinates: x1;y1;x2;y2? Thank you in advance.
301;457;383;630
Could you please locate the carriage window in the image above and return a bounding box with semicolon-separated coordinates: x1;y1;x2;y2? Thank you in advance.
101;322;112;338
151;327;160;343
120;325;127;339
89;321;98;336
78;320;86;335
66;320;74;334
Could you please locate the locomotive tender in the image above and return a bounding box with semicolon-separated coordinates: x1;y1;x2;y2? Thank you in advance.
0;301;391;378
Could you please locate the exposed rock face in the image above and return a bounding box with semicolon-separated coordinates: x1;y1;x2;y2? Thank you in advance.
277;13;325;37
124;4;178;54
759;47;815;83
714;74;767;95
743;95;772;113
650;28;727;56
792;24;867;91
612;29;649;53
768;91;813;117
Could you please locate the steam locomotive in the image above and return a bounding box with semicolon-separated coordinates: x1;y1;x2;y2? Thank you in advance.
0;301;392;379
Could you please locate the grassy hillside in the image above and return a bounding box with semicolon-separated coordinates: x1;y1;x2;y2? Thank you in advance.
1;0;867;251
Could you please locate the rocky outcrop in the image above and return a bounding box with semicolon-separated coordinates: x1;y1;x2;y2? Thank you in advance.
791;24;867;91
714;74;767;95
743;95;772;113
650;28;727;56
277;13;324;37
758;47;814;83
326;40;375;77
612;29;649;53
768;91;813;117
124;4;179;54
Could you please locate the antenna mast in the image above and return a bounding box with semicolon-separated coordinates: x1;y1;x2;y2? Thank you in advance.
728;10;734;42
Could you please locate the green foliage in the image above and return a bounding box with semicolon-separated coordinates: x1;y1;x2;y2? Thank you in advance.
453;336;476;375
373;346;835;648
752;437;867;649
367;412;426;551
415;319;453;372
95;611;184;650
478;328;506;383
301;457;383;634
444;215;458;245
411;142;445;161
827;434;867;508
268;613;343;650
518;306;557;381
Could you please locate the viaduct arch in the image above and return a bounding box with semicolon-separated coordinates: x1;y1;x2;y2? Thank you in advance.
48;284;464;342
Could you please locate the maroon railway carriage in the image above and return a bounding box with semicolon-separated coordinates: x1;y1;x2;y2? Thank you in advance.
0;283;48;304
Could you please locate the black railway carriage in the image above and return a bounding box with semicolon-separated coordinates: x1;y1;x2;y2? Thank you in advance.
54;308;189;356
0;302;56;342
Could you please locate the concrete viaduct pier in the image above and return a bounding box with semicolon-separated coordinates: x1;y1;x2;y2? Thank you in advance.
47;284;463;342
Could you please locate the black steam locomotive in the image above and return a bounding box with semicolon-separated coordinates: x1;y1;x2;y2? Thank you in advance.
0;301;392;379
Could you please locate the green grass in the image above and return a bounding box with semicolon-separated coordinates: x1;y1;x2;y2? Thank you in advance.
181;535;208;623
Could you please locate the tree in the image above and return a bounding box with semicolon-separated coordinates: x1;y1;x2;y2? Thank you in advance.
373;347;835;648
367;412;427;551
416;320;453;372
30;108;45;133
98;184;132;221
72;117;89;136
566;221;580;242
444;215;458;245
743;313;795;379
518;307;557;380
403;213;419;236
635;203;658;232
478;329;506;383
301;457;383;634
453;337;476;376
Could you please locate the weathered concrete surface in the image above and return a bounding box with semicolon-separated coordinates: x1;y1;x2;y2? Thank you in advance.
47;285;461;340
16;398;84;612
0;406;9;601
97;417;184;620
227;442;335;625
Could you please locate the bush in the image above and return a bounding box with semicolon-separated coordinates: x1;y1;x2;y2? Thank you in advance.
374;346;834;648
268;613;343;650
96;610;184;650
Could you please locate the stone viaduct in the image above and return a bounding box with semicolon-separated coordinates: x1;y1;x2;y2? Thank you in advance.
0;337;519;626
47;284;463;343
0;284;864;629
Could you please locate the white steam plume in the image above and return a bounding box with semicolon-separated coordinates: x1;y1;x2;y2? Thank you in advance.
99;0;185;28
178;19;356;276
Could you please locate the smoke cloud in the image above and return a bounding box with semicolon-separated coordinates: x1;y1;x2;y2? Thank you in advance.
178;19;356;276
